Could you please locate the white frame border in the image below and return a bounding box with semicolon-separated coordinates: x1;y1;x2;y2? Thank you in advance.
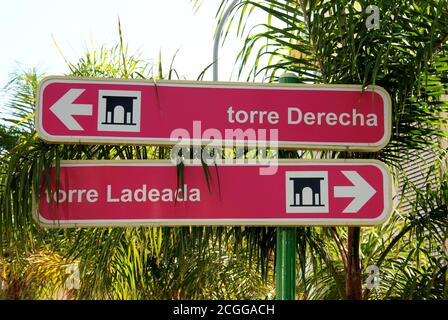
32;159;393;228
36;76;392;151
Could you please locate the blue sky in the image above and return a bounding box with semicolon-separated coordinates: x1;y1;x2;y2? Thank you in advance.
0;0;249;89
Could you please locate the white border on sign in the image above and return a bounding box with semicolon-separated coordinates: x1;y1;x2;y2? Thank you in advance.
32;159;393;228
36;76;392;151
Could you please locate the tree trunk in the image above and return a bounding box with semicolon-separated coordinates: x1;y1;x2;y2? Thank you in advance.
345;227;362;300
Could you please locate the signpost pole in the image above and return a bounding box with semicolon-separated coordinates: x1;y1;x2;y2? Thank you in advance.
275;73;300;300
275;227;297;299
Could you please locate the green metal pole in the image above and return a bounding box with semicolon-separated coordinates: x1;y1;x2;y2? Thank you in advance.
276;72;300;300
276;227;297;299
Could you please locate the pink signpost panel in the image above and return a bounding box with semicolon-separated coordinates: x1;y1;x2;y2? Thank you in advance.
36;77;391;151
35;160;393;227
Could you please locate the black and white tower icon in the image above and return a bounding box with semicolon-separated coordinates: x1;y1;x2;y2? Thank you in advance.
101;95;137;126
286;171;329;213
289;177;325;207
97;90;141;132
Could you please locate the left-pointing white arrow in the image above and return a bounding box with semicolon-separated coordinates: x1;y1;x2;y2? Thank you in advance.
334;171;376;213
49;89;92;130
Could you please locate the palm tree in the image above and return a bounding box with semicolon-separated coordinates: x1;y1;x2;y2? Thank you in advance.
1;1;447;300
0;26;275;299
210;0;448;299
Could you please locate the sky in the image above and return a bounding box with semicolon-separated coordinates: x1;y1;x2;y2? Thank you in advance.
0;0;254;91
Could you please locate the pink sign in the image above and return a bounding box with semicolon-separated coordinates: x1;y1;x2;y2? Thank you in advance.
36;77;391;150
35;160;392;227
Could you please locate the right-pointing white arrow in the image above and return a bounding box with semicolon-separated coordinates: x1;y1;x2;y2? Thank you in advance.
49;89;92;130
334;171;376;213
